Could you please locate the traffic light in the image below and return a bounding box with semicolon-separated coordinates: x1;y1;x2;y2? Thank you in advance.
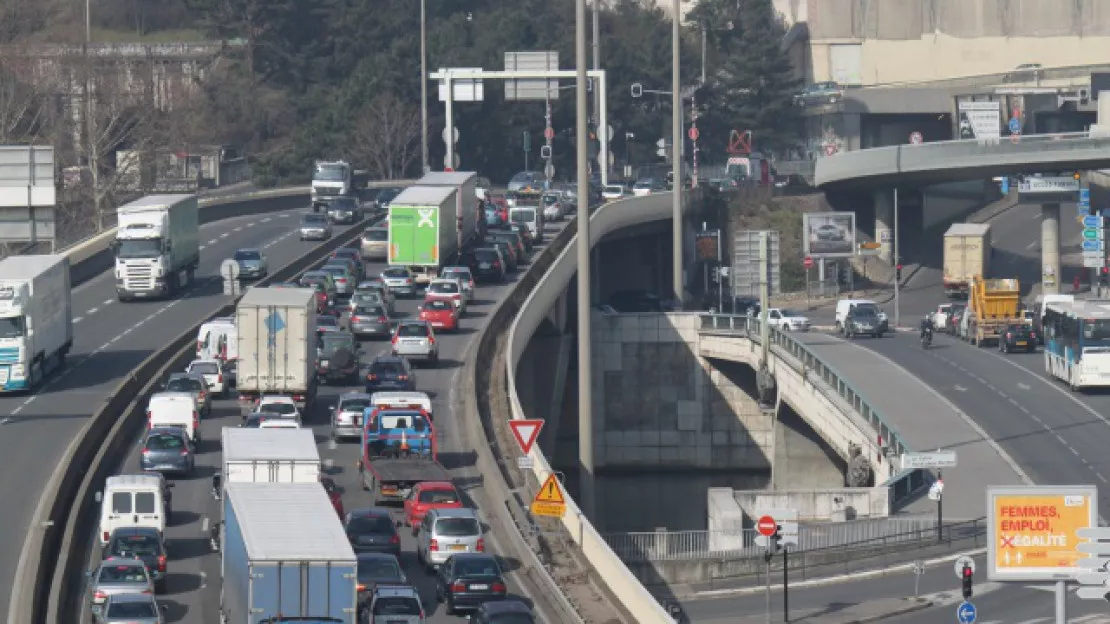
1102;267;1109;286
763;524;784;562
961;563;973;599
896;264;903;281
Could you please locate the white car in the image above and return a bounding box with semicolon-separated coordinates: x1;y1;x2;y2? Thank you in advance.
602;184;626;201
541;193;564;221
186;358;227;397
766;308;811;331
441;266;475;302
933;304;952;330
256;395;302;425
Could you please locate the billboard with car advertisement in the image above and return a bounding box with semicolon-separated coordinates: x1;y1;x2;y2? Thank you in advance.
803;212;856;258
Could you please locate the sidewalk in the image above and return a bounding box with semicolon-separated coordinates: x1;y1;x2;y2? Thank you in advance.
723;597;931;624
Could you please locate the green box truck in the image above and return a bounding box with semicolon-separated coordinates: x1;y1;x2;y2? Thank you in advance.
387;185;459;286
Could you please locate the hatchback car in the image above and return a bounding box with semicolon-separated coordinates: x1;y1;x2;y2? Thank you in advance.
332;391;372;441
541;192;564;221
418;299;458;333
186;358;226;397
356;553;407;605
488;240;518;272
331;248;365;279
162;372;210;416
326;196;362;224
97;592;166;623
632;177;664;196
256;395;302;424
392;321;439;367
434;552;507;614
345;508;402;557
139;427;195;477
1000;323;1037;353
490;230;526;260
470;248;506;283
425;279;466;314
404;481;463;530
361;227;389;261
103;527;169;592
844;307;883;339
350;289;389;315
602;184;626;201
321;263;355;297
366;585;425;623
471;599;535;624
357;279;396;311
513;223;534;252
416;507;485;571
350;304;393;339
365;355;417;393
232;248;268;279
299;213;333;240
441;267;475;301
381;267;417;298
88;558;155;616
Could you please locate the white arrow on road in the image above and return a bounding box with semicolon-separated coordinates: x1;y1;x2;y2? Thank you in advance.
1017;382;1031;390
954;385;968;392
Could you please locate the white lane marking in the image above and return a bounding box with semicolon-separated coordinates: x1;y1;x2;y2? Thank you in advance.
261;217;272;223
73;316;83;324
0;417;11;425
86;307;98;315
199;245;206;251
953;384;967;392
102;298;113;306
201;516;209;532
278;213;289;217
1017;382;1031;390
199;571;208;589
248;222;256;227
220;232;229;238
1026;240;1038;249
208;239;217;245
234;226;242;232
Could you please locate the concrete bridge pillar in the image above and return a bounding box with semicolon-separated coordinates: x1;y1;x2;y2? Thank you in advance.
874;190;894;264
546;289;569;334
1041;203;1061;295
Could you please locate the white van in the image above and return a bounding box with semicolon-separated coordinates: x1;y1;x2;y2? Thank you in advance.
197;317;238;383
369;391;434;420
97;473;168;545
835;299;889;333
148;391;200;443
509;206;544;242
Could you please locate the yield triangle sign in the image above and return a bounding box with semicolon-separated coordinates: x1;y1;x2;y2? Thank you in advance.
509;419;544;454
534;474;565;504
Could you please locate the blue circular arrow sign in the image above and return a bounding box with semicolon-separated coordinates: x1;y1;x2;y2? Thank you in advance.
1009;117;1021;134
957;601;977;624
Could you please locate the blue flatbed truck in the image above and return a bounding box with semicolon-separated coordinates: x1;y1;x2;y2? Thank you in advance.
220;482;358;624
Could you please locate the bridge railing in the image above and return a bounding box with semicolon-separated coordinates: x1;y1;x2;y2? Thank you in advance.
698;313;911;466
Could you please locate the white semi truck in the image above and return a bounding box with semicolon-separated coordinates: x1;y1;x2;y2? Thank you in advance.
0;255;73;392
113;194;200;301
311;160;353;206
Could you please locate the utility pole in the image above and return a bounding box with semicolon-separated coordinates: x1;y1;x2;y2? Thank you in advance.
691;92;699;188
575;0;595;521
420;0;429;174
84;0;101;231
671;0;683;305
893;187;900;328
700;25;707;85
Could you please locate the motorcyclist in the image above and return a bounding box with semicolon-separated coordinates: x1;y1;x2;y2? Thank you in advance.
920;313;934;339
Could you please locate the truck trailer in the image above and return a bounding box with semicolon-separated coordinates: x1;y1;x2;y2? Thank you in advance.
417;171;481;251
0;255;73;391
114;194;200;301
942;223;991;298
387;185;460;286
236;287;318;412
221;482;358;624
218;428;320;499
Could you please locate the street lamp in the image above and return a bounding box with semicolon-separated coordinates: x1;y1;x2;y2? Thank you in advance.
420;0;429;175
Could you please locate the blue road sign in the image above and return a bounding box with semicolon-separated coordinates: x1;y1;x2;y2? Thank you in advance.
957;601;977;624
1082;240;1104;252
1082;188;1091;202
1009;117;1021;134
1001;178;1009;194
1084;215;1102;228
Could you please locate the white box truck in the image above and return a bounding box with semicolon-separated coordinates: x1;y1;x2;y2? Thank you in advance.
0;255;72;391
236;287;318;412
943;223;992;298
113;194;200;301
418;171;481;250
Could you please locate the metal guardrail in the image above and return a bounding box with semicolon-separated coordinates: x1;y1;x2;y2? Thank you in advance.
606;514;941;562
698;313;910;460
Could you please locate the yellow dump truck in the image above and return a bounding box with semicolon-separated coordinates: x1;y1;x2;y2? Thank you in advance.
958;276;1021;346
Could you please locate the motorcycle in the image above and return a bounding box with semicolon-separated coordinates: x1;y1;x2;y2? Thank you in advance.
921;328;933;349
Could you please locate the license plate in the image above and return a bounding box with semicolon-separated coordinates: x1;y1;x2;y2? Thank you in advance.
431;322;444;327
1015;341;1027;346
320;360;329;366
449;544;467;551
469;583;489;590
480;262;491;269
156;464;177;470
381;485;398;494
404;339;423;345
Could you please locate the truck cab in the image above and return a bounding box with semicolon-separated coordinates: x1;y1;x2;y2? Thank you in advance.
362;406;436;459
311;160;353;204
113;194;199;301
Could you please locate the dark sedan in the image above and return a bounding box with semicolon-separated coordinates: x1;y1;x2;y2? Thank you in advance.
349;304;392;339
103;527;169;592
999;323;1037;354
318;331;361;384
355;552;407;605
435;552;508;615
345;508;402;557
139;427;195;476
365;356;416;393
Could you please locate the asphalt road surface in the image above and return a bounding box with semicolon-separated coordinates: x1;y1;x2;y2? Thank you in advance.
77;220;568;623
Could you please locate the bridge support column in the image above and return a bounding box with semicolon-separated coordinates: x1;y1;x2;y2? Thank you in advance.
874;190;894;264
546;289;569;334
1041;203;1061;295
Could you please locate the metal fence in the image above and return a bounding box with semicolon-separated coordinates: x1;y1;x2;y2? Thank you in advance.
605;514;942;562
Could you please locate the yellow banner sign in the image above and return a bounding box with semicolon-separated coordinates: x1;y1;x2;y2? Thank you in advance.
988;486;1097;581
530;501;566;518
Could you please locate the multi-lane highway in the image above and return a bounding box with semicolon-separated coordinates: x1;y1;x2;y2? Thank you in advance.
73;217;569;622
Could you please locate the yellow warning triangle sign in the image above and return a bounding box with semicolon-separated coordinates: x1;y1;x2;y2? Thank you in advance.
534;474;566;504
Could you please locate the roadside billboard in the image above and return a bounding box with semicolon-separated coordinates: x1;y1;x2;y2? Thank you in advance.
987;485;1097;582
802;212;855;258
957;100;1001;140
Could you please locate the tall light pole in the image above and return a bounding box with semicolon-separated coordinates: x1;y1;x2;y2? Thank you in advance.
591;0;601;149
420;0;429;174
671;0;683;304
575;0;595;521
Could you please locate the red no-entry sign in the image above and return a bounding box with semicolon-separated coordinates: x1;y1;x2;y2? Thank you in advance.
804;256;814;269
757;515;777;537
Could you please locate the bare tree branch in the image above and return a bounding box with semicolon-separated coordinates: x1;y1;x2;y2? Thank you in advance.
348;93;420;180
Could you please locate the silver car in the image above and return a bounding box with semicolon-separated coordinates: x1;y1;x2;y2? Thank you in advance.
331;391;371;441
299;213;333;241
440;267;474;302
361;227;389;261
163;372;211;416
232;248;268;279
416;508;484;571
391;320;439;367
349;290;388;315
368;585;426;623
349;303;392;339
97;592;165;623
320;263;355;296
88;558;154;616
381;267;417;298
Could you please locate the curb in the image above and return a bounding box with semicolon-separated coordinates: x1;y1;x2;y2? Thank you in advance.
841;599;935;624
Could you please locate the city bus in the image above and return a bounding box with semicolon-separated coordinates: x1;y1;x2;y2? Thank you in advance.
1042;300;1110;390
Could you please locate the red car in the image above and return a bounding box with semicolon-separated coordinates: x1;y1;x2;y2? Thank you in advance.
404;481;463;530
419;299;458;332
489;195;509;222
320;476;345;518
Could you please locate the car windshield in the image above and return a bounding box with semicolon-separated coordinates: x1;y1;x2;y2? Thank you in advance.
397;324;427;337
111;534;161;557
318;317;339;327
261;402;296;415
510;209;535;223
373;596;422;616
321;335;354;353
383;268;409;278
98;564;148;583
315;164;347;181
635;179;653;188
424;300;452;311
106;600;157;618
443;270;469;280
348;515;393;534
358;557;402;582
115;238;163;259
475;250;499;262
341;398;371;412
436;517;480;536
454;556;500;576
364;229;387;241
166;378;201;393
329;198;357;209
605;185;622;193
146;433;185;451
189;361;218;375
372;361;406;375
234;250;260;261
429;282;457;294
378;189;400;202
853;308;878;319
542;195;558;205
322;266;347;277
419;489;459;504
